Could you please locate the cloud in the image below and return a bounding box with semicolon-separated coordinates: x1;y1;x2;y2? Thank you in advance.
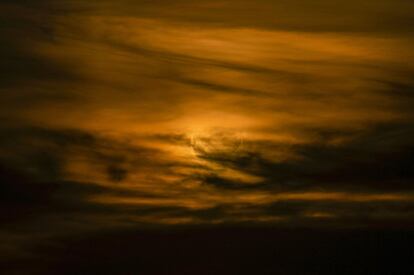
30;0;414;33
194;122;414;192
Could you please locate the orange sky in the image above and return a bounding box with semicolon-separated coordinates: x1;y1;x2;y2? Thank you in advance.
1;0;414;231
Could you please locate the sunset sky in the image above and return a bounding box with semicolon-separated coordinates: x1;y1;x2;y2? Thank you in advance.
1;1;414;274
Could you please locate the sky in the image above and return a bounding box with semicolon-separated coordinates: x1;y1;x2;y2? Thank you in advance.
1;0;414;273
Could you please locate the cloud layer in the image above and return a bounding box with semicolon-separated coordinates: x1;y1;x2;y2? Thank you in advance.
1;1;414;266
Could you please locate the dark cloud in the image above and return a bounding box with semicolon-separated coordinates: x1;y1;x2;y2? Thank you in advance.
196;122;414;192
0;3;77;84
40;0;414;33
1;126;170;185
0;125;165;221
174;77;271;97
106;165;128;182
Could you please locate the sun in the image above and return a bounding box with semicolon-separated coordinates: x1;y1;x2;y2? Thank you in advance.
189;130;245;157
